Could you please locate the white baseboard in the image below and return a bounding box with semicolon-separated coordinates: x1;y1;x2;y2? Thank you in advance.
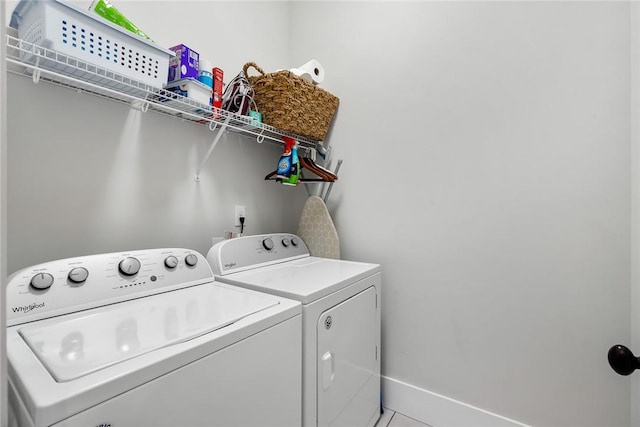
381;376;531;427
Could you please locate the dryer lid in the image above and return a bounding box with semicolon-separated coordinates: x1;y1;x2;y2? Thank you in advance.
17;284;278;382
221;257;380;304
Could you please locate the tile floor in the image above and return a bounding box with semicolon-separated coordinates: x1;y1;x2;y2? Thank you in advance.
376;408;433;427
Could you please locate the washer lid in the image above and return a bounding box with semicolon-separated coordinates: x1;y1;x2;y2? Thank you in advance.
220;257;380;304
17;283;278;382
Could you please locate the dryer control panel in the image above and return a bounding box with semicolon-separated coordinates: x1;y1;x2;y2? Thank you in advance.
207;233;309;276
6;248;213;326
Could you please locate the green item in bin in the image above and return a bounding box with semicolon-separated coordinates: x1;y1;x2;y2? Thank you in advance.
90;0;153;41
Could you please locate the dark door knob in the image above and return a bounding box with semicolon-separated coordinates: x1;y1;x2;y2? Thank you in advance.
608;345;640;375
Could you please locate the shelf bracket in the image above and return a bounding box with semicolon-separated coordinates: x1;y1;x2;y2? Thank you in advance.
195;115;232;182
323;159;343;203
31;56;41;84
256;127;265;144
130;98;150;112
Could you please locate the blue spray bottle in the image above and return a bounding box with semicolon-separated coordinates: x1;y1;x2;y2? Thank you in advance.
276;137;296;180
285;142;300;186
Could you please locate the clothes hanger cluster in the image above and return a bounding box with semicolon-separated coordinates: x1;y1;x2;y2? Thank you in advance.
300;154;338;182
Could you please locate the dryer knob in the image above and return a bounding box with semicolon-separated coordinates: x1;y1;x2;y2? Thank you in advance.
119;257;141;276
291;237;299;247
68;267;89;284
30;272;54;290
282;238;290;247
164;256;179;269
262;238;274;251
185;254;198;267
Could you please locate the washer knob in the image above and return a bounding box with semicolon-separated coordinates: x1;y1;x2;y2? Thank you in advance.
68;267;89;284
262;238;274;251
282;238;290;247
30;272;54;290
119;257;141;276
164;255;179;269
291;237;299;247
185;254;198;267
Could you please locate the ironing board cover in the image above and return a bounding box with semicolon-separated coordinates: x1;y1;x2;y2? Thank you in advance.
297;196;340;259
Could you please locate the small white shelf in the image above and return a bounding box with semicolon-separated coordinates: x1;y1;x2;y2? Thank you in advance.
5;33;322;179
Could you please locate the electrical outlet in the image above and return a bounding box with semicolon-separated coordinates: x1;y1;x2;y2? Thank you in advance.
235;205;246;227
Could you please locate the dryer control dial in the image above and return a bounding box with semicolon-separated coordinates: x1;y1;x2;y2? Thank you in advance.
291;237;299;247
30;273;54;290
119;257;141;276
282;238;290;247
68;267;89;284
262;238;274;251
185;254;198;267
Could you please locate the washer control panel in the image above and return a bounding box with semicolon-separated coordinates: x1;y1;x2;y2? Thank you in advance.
6;248;213;326
207;233;309;276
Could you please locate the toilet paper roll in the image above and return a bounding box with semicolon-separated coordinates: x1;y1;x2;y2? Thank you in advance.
289;59;325;85
289;68;314;83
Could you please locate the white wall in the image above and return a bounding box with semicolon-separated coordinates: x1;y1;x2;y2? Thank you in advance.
632;4;640;425
291;2;631;427
1;2;8;426
5;1;307;273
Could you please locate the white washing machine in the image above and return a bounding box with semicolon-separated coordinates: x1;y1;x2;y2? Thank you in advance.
207;233;381;427
6;247;302;427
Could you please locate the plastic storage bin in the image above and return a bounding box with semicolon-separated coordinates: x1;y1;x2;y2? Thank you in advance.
165;78;212;107
154;78;212;117
9;0;174;91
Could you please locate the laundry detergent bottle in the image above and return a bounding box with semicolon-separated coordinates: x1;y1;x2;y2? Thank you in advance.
276;137;296;180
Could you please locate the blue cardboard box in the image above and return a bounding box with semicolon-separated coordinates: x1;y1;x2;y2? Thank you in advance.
168;44;199;83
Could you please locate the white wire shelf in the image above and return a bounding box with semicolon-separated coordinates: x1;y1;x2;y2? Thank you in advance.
5;34;321;150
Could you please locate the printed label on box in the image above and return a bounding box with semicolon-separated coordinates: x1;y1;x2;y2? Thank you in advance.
168;44;199;83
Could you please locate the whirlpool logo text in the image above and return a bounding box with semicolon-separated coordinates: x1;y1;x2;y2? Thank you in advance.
12;302;45;314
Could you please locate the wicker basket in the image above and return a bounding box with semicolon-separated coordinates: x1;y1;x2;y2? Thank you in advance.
243;62;339;141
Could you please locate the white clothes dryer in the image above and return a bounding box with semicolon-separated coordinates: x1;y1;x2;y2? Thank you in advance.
207;233;381;427
6;248;302;427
